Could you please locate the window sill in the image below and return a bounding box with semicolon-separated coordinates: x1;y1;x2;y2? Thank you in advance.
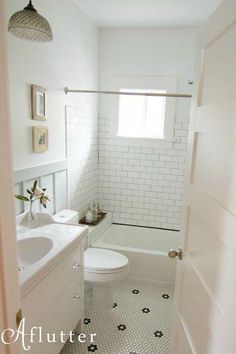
110;136;175;147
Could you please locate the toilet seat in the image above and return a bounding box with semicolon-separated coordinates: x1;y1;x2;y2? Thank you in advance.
85;248;128;274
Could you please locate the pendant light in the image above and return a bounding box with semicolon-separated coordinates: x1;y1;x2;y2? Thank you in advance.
8;0;53;43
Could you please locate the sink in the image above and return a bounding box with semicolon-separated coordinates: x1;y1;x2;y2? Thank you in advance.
18;237;53;270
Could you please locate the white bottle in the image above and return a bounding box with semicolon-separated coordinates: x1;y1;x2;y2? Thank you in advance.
85;207;93;224
97;201;102;217
92;202;98;222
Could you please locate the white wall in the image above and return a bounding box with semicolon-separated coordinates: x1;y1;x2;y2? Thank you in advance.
7;0;99;216
6;0;98;170
7;8;197;227
98;28;197;230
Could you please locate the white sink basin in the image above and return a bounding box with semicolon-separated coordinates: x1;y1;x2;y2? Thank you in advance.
18;237;53;270
16;222;88;295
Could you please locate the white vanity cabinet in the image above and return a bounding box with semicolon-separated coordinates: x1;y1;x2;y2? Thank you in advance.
21;238;84;354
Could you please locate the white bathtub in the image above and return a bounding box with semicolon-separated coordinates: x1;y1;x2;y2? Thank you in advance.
92;224;181;284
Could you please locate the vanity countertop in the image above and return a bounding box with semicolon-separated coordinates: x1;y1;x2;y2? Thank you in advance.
17;222;88;297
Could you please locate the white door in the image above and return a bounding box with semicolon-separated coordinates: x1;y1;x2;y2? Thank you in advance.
0;1;22;353
171;0;236;353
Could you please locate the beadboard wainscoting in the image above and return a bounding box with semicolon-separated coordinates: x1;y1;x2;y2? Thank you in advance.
14;160;68;215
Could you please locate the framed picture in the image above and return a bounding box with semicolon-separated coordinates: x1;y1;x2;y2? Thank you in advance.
33;126;48;152
31;85;47;120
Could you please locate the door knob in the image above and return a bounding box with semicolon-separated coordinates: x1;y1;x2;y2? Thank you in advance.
72;263;80;269
168;247;183;260
73;294;80;301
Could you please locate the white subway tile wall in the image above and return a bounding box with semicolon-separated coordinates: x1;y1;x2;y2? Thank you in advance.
98;112;189;230
66;105;189;229
66;106;99;218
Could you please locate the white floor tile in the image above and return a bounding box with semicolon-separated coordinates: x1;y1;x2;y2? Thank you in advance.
60;278;174;354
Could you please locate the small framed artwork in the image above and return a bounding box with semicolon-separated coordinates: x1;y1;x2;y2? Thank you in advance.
33;126;48;153
31;85;47;120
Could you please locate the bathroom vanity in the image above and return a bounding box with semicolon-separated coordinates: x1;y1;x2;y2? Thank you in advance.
17;221;87;354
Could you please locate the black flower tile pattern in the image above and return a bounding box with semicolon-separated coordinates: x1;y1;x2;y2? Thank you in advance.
154;330;164;338
142;308;150;314
117;324;127;331
162;294;170;299
87;344;98;352
60;279;174;354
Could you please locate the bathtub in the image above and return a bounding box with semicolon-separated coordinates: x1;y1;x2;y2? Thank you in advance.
92;223;181;285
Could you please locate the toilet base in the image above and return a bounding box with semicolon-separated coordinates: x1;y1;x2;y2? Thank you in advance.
85;283;113;312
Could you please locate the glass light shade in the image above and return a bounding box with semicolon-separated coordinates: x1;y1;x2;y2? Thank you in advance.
8;1;53;43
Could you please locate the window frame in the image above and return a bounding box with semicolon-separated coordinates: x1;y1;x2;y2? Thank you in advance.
110;76;178;146
117;88;167;140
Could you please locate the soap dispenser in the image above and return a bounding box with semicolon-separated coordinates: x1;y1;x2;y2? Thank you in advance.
91;202;98;222
85;207;93;224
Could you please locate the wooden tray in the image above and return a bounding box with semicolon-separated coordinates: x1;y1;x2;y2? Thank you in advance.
79;212;107;226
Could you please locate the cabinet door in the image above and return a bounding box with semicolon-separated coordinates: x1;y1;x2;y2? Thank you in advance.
22;242;84;354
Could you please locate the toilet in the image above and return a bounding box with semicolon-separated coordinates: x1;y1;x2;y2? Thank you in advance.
84;248;129;311
53;209;129;311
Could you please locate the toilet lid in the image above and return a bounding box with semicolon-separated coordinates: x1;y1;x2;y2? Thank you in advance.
84;248;128;272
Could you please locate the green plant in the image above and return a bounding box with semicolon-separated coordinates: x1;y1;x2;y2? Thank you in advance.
15;179;50;208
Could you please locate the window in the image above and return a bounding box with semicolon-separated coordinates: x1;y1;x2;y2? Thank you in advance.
110;76;177;145
118;89;167;139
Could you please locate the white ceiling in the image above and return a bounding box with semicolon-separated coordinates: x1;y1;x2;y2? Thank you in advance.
74;0;223;27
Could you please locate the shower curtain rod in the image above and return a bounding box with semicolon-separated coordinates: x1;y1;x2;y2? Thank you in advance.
64;87;192;98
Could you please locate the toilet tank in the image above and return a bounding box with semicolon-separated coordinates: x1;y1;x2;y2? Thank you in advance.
52;209;79;224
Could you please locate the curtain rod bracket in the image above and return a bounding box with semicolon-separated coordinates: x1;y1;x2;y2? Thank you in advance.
64;87;69;95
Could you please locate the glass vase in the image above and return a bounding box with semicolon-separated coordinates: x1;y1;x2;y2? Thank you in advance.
28;202;38;228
